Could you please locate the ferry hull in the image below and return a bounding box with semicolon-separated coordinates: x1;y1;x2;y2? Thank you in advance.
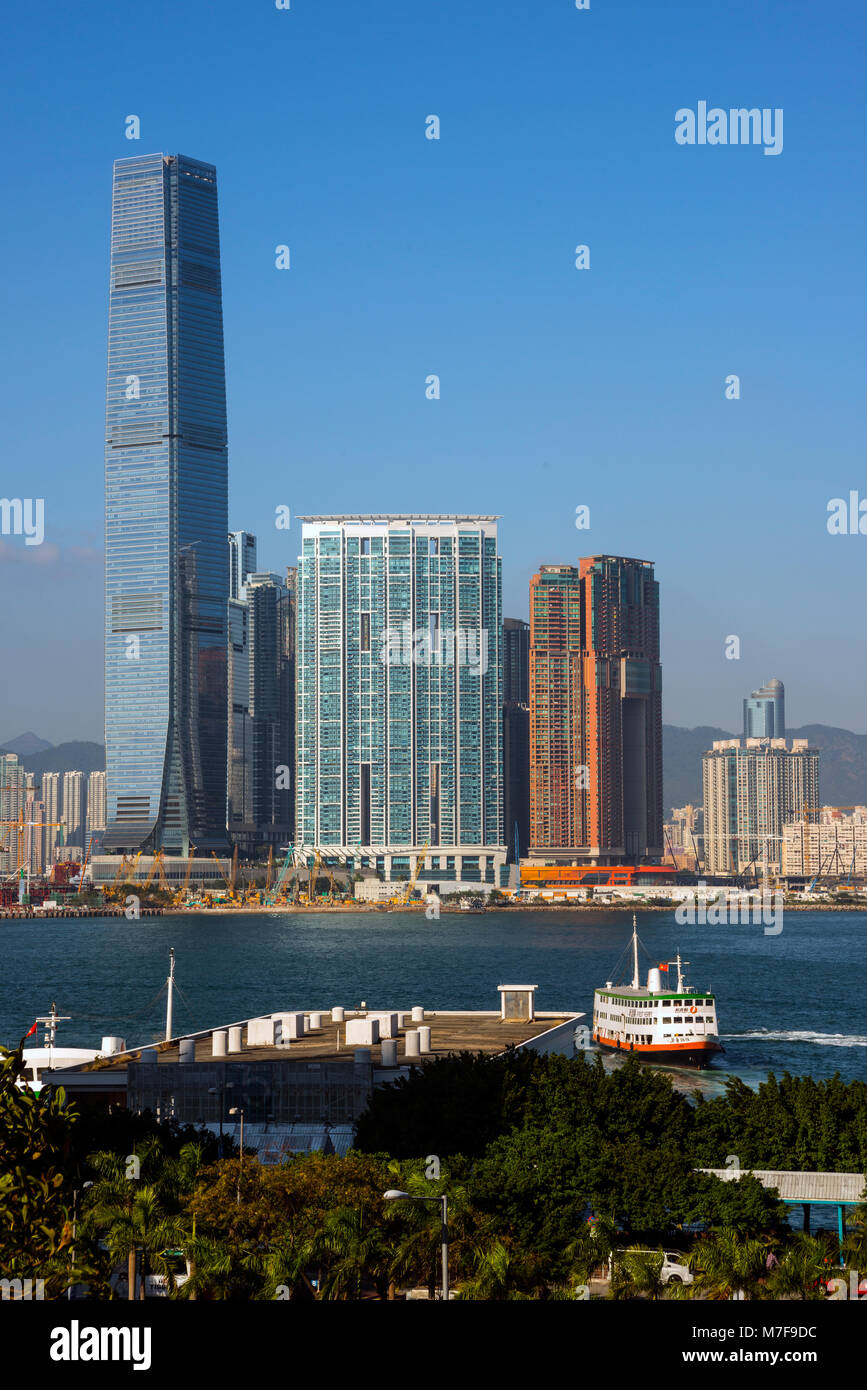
593;1034;722;1070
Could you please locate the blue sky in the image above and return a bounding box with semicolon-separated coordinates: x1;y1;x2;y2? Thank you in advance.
1;0;864;742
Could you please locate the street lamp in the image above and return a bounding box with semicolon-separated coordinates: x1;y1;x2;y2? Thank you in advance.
383;1189;449;1301
229;1106;245;1205
207;1081;234;1157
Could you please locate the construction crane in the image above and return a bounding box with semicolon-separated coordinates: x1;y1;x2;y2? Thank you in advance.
265;846;274;896
0;811;66;888
141;850;169;892
663;826;680;872
229;845;239;896
174;846;197;905
75;834;97;895
104;849;143;901
265;844;295;905
397;841;430;907
306;849;321;905
211;850;234;899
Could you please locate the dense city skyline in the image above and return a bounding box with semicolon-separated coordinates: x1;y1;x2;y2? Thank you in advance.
2;1;865;742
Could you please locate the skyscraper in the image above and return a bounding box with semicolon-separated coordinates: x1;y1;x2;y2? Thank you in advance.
62;771;87;852
529;555;663;864
502;618;530;861
103;154;229;855
41;771;62;866
227;565;295;853
296;516;505;889
703;737;818;875
229;531;258;600
86;771;107;839
744;678;785;741
0;754;26;875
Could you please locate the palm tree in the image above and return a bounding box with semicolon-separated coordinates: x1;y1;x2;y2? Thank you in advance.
564;1217;615;1290
82;1178;183;1300
175;1235;253;1300
843;1200;867;1276
315;1206;389;1300
672;1228;767;1301
454;1239;543;1300
765;1233;837;1301
608;1247;667;1301
258;1231;320;1300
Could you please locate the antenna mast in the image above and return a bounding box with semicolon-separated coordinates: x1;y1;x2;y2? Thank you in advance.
631;915;639;989
165;948;175;1041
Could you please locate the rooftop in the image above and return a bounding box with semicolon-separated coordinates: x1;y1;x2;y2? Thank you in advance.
66;1007;582;1075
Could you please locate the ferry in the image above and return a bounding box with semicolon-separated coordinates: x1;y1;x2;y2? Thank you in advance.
592;918;722;1069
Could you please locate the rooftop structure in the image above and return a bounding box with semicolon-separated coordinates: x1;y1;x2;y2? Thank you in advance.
45;990;583;1127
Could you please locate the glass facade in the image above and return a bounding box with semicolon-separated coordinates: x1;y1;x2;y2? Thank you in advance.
104;153;229;854
744;678;786;741
296;516;504;862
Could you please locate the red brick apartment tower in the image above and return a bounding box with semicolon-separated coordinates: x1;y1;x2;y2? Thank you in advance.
529;566;584;852
529;556;662;864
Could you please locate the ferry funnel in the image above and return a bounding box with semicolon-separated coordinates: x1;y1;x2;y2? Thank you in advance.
647;967;662;993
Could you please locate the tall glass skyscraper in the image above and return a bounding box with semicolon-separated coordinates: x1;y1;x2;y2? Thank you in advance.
744;678;785;740
104;154;229;854
296;516;506;887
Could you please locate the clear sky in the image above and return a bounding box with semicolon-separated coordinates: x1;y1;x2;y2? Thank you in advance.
1;0;864;743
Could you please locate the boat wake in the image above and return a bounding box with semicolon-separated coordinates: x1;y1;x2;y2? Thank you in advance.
721;1029;867;1049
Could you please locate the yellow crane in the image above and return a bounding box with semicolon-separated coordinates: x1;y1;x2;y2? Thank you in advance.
306;849;321;905
141;850;169;892
395;842;430;907
174;845;197;905
106;850;143;900
211;850;233;899
0;811;65;880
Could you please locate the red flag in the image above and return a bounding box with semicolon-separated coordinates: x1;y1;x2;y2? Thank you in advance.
25;1022;38;1037
658;962;669;972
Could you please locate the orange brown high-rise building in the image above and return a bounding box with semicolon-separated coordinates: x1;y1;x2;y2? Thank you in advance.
529;555;662;865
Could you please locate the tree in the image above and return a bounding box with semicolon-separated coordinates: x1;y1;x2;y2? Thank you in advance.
608;1248;666;1301
81;1157;184;1300
672;1228;768;1301
315;1205;389;1300
0;1039;88;1295
454;1239;545;1300
765;1233;836;1301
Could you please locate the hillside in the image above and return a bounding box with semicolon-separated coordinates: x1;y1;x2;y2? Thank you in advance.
663;724;867;814
0;741;106;777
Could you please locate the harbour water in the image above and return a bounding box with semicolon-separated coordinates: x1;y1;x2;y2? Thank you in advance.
2;909;865;1094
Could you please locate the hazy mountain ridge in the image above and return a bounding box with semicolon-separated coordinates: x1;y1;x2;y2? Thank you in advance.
663;724;867;814
0;741;106;776
4;728;865;813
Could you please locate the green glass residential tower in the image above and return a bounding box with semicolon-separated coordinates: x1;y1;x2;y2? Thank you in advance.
104;154;229;854
296;516;506;888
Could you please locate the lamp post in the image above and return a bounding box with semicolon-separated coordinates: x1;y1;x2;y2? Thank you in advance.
207;1081;234;1157
384;1189;449;1301
229;1106;245;1205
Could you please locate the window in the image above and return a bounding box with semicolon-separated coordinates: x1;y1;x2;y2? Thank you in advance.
360;612;370;651
361;537;370;556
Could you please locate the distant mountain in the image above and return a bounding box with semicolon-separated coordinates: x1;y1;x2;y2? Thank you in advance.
8;741;106;778
663;724;867;814
0;731;54;756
